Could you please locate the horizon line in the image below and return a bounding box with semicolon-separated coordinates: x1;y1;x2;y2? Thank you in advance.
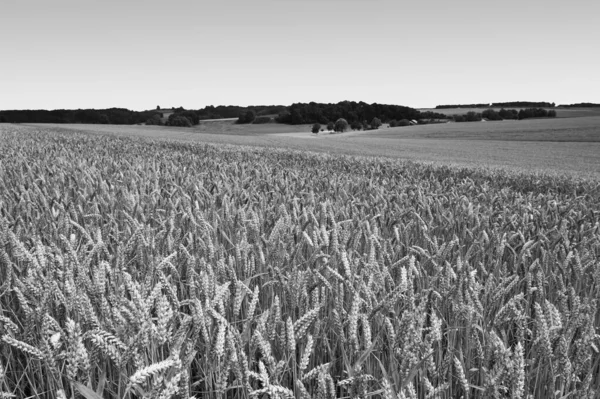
3;99;598;113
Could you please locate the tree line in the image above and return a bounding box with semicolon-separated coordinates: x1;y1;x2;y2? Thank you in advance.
0;101;566;127
198;105;287;120
436;101;556;109
0;105;289;126
273;101;446;125
558;103;600;108
170;102;447;127
451;108;557;122
0;108;158;125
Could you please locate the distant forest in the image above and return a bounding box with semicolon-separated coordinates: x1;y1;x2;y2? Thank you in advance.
197;105;287;120
165;102;446;126
0;105;286;125
274;101;445;125
558;103;600;108
0;102;446;126
450;108;556;122
4;100;595;126
0;108;158;124
436;101;556;109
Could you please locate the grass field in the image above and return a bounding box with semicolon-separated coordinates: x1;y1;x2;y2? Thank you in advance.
365;116;600;142
0;122;599;399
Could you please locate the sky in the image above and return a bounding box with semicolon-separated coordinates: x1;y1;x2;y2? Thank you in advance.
1;0;599;110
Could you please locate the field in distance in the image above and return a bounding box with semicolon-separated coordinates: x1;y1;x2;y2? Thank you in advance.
27;112;600;179
419;106;600;119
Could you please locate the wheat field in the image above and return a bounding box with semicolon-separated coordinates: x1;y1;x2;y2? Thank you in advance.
28;123;600;179
0;125;599;398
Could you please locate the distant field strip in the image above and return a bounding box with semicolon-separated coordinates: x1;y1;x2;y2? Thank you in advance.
364;116;600;142
419;107;600;119
24;121;600;178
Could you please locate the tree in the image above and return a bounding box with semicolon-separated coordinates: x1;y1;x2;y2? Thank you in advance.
465;112;482;122
237;110;256;124
178;111;200;125
156;105;160;110
166;116;192;127
548;110;557;117
499;108;518;120
370;117;382;129
145;114;163;125
518;109;534;120
253;116;272;124
276;111;292;124
327;121;335;131
312;123;321;134
166;111;199;126
291;109;304;125
334;118;348;133
350;120;362;131
482;109;502;121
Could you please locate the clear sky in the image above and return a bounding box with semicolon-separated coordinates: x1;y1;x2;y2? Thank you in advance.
1;0;599;110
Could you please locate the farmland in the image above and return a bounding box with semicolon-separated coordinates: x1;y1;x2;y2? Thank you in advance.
419;107;600;119
0;123;599;398
27;113;600;178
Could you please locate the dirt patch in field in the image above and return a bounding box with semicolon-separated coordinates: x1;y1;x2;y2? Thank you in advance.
273;131;365;138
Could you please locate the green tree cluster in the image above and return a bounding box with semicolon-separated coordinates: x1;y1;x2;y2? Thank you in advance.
275;101;445;126
334;118;348;133
236;110;256;124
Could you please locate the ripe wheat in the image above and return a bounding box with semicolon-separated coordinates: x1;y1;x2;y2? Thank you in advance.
0;125;598;398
